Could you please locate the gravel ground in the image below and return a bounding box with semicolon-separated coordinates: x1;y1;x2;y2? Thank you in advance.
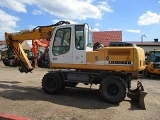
0;61;160;120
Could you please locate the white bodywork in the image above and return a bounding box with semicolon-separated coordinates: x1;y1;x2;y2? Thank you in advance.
49;24;92;65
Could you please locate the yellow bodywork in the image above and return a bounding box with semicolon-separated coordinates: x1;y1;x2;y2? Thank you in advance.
50;46;146;72
146;50;160;75
146;62;160;75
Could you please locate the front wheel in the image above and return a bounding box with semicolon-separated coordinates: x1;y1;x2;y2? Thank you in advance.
99;76;126;104
42;72;64;94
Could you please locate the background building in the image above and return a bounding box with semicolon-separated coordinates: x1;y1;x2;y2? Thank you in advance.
129;39;160;53
93;31;122;46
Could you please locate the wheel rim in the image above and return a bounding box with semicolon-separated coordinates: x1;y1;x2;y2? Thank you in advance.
46;78;57;91
107;84;119;96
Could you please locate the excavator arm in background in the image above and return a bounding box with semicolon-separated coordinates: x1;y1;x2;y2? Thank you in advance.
5;21;70;73
32;39;49;68
32;39;49;58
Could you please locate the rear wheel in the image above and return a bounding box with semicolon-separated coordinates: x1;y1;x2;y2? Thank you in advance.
42;72;64;94
99;76;126;104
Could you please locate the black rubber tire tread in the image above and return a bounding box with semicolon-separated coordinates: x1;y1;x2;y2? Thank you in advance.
2;59;8;66
42;72;64;95
145;70;151;78
99;76;126;104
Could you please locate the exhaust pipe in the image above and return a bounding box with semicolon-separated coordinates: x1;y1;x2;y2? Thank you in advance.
127;81;147;109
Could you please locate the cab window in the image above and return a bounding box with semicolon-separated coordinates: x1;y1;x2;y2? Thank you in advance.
75;25;85;50
52;28;71;56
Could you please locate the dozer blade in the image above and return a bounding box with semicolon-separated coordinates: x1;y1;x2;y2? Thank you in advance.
127;81;147;110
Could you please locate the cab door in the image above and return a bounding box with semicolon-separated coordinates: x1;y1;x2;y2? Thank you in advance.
49;25;87;65
72;25;86;64
49;26;72;64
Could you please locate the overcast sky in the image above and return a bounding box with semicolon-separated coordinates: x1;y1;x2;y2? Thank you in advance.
0;0;160;42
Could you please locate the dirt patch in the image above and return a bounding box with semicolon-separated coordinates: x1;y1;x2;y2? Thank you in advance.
0;63;160;120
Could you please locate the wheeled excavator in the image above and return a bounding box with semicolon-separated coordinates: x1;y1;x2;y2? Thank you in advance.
5;21;147;109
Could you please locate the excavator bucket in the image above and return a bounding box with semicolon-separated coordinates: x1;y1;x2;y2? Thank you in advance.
127;81;147;109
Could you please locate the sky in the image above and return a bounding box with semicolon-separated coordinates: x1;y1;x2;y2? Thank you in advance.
0;0;160;42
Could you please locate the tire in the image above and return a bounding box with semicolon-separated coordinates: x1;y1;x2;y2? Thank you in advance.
37;61;41;67
41;61;45;68
65;82;78;87
37;60;44;68
99;76;126;104
44;61;50;68
2;59;9;66
42;72;64;94
93;42;104;51
145;70;151;78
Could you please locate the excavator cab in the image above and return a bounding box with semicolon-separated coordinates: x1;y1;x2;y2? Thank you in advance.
49;24;92;66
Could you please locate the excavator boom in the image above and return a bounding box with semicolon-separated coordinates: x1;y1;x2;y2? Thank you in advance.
5;21;70;73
